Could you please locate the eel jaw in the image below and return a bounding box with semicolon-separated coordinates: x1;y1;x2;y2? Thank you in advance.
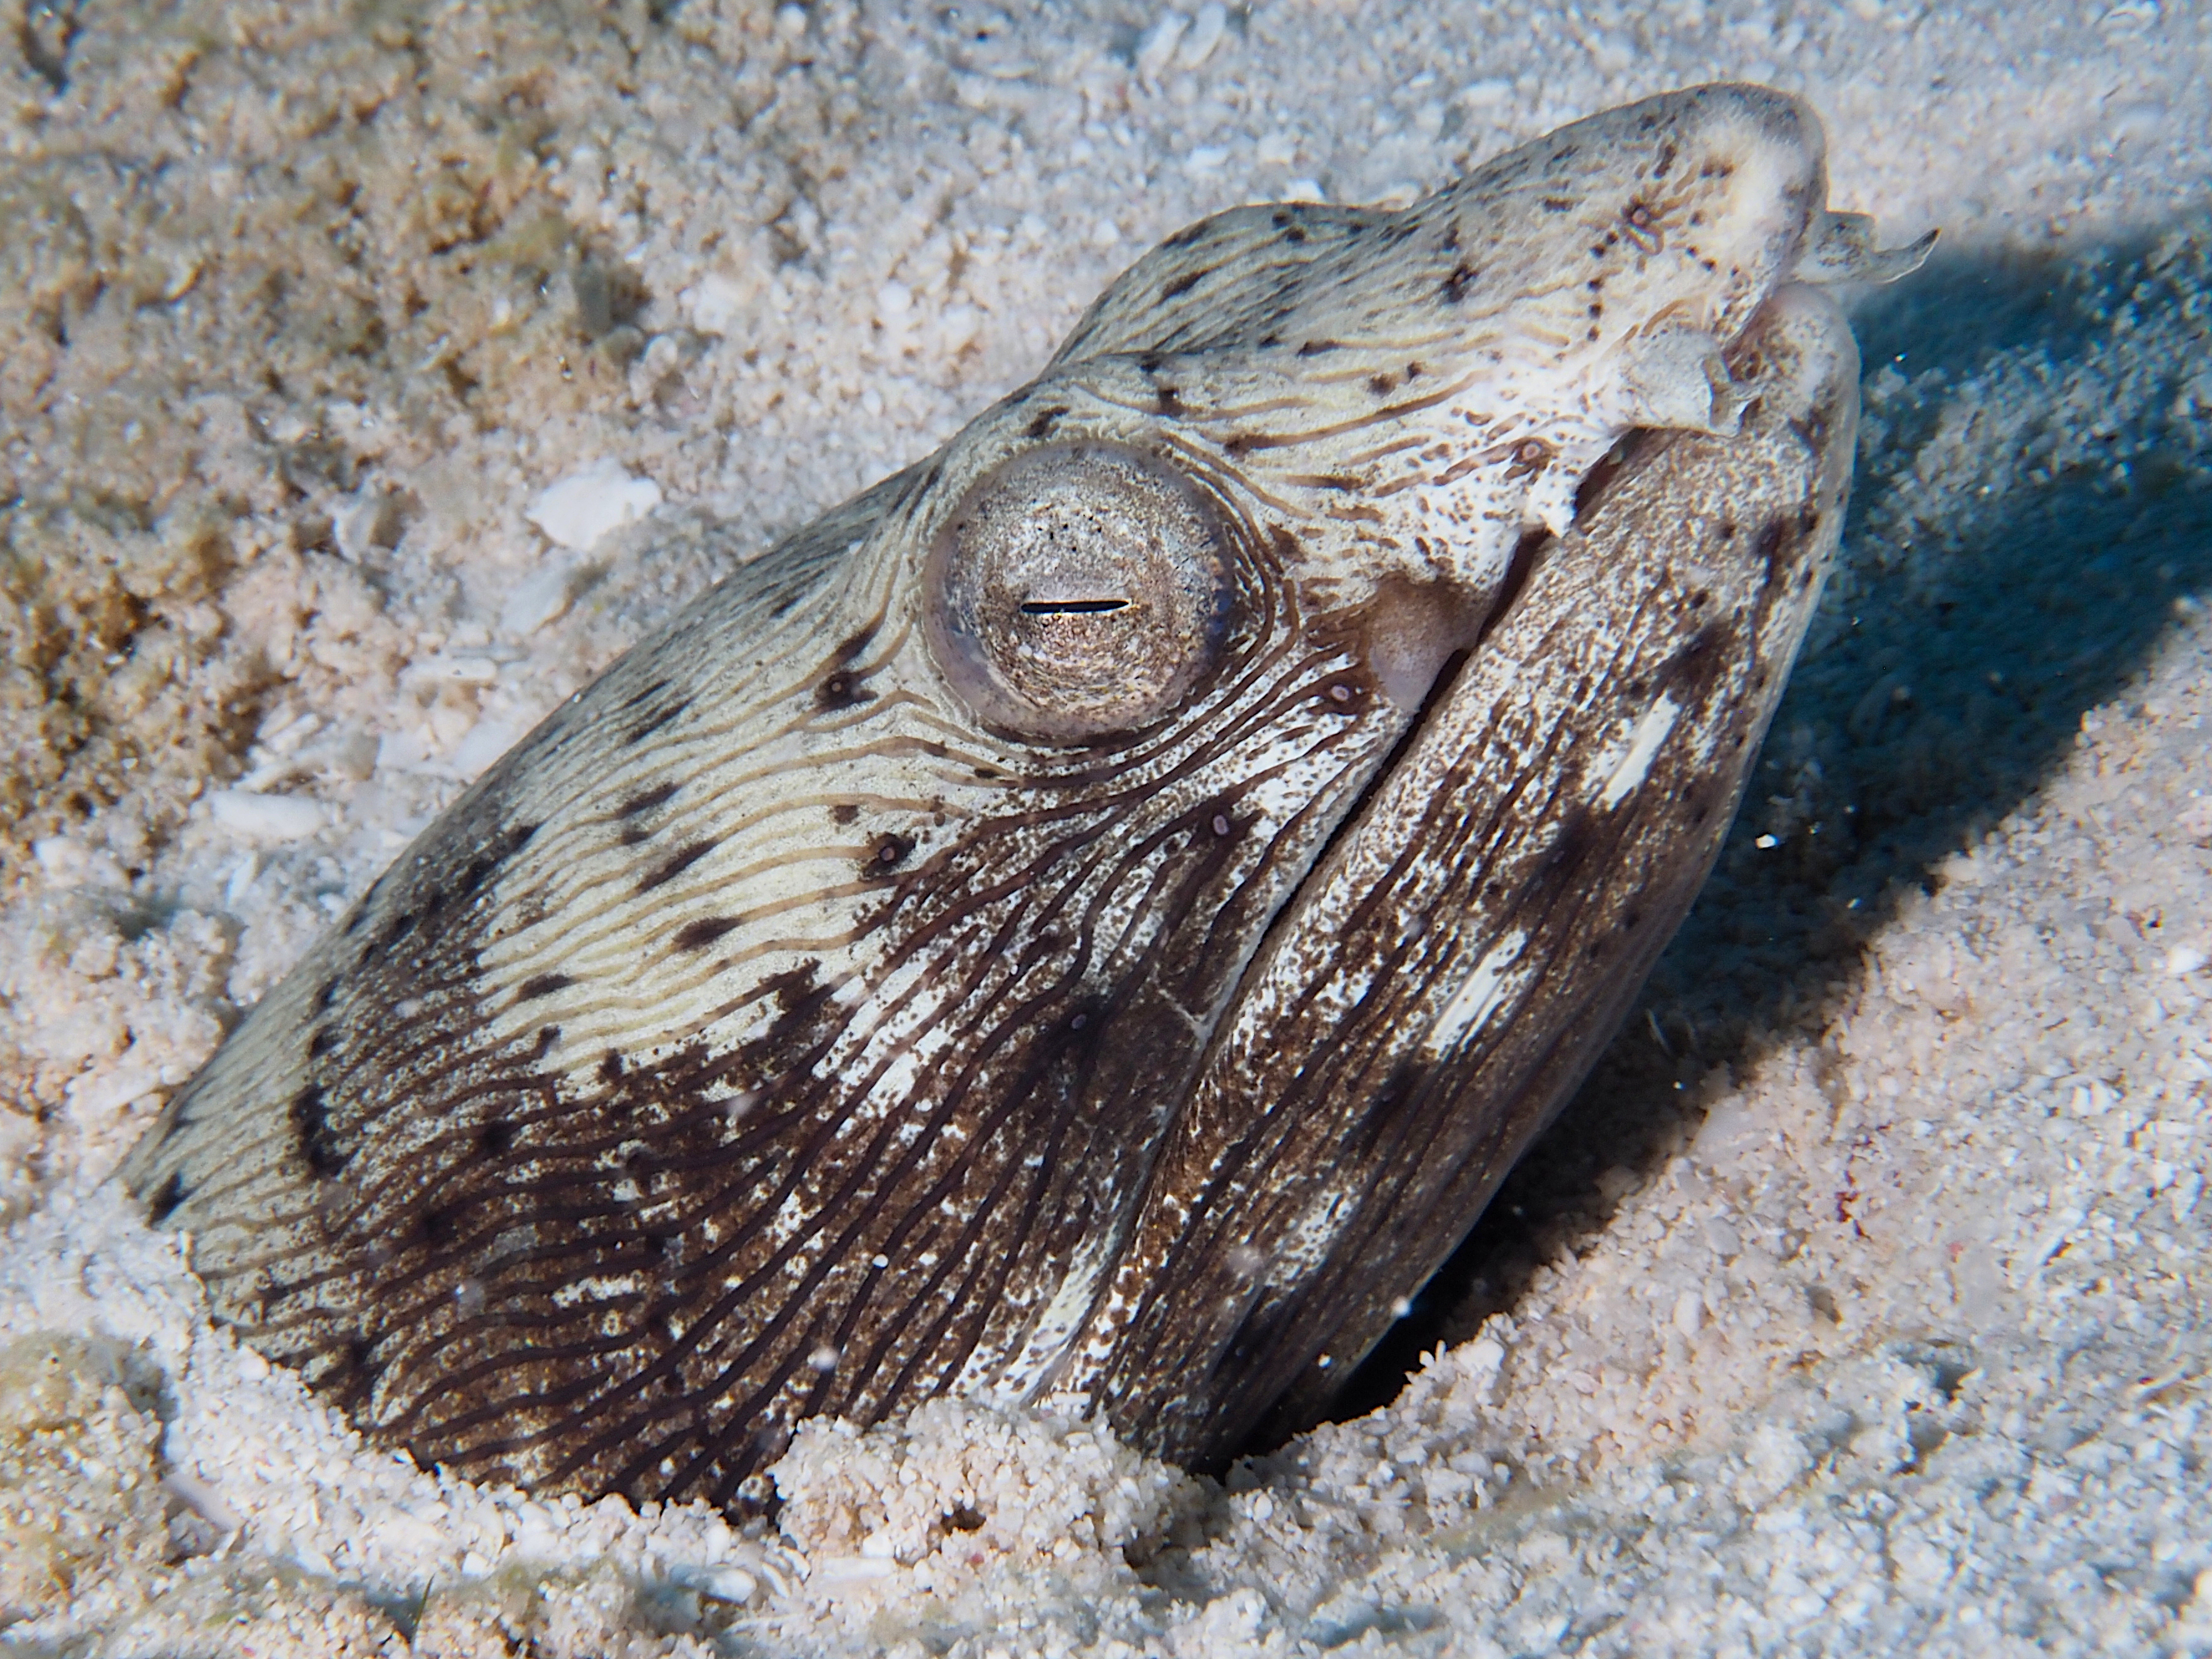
1074;282;1867;1465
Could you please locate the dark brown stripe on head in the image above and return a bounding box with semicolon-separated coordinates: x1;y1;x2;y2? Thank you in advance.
671;916;742;952
145;1169;186;1226
291;1085;348;1178
629;702;689;745
640;840;716;892
1160;265;1211;300
515;972;575;1002
864;833;912;875
618;782;679;819
817;670;874;711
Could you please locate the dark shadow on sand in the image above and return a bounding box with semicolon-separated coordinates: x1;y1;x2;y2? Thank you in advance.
1324;230;2212;1427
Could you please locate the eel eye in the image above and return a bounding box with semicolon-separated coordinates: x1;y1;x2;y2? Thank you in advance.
924;440;1236;742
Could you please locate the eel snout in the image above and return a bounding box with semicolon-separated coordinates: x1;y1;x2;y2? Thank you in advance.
1578;84;1932;457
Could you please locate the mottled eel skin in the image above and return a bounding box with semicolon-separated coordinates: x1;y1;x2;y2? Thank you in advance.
123;85;1930;1507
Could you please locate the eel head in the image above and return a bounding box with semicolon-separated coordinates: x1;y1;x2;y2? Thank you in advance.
121;84;1930;1501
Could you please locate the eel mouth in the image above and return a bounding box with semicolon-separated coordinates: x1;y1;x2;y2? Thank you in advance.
1351;416;1654;756
1308;276;1835;918
1351;461;1633;723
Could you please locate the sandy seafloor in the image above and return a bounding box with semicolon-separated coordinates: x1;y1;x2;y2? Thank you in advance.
2;0;2211;1653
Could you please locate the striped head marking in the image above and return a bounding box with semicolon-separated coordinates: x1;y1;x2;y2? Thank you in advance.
121;85;1929;1499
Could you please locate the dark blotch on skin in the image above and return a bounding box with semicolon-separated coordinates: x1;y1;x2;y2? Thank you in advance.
1160;265;1208;300
753;961;832;1053
628;701;689;745
640;841;716;892
616;675;672;713
454;821;541;904
1662;620;1735;710
1441;263;1479;303
1321;681;1363;711
308;1027;336;1058
672;916;743;952
1296;339;1342;357
1754;516;1790;575
1542;808;1599;882
817;669;874;710
1024;406;1067;440
291;1085;347;1178
479;1120;515;1157
342;1337;379;1387
598;1051;625;1084
515;972;575;1002
618;782;679;819
314;978;340;1014
146;1169;186;1226
1507;440;1552;480
374;909;417;953
866;832;914;874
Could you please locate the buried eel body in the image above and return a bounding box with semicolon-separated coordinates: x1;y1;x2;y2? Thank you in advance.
121;84;1931;1509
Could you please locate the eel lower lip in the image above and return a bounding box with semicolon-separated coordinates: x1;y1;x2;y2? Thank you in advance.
1087;283;1864;1464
